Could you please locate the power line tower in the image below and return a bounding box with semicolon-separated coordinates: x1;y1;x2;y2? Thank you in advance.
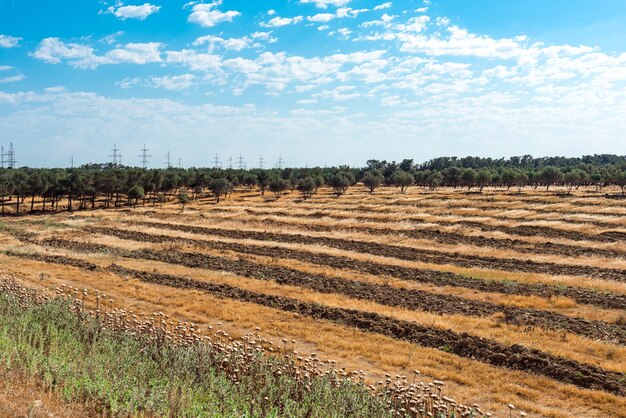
237;154;245;170
138;143;151;169
276;155;284;169
165;151;172;169
109;144;122;165
7;143;16;169
70;156;74;169
258;155;264;169
178;158;182;169
213;154;221;169
228;156;233;170
0;145;4;169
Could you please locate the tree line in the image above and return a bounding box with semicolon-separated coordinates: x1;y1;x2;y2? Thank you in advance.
0;154;625;214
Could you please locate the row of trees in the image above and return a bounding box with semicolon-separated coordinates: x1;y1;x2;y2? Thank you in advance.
0;155;625;214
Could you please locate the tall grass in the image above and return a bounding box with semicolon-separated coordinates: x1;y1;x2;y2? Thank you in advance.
0;290;392;417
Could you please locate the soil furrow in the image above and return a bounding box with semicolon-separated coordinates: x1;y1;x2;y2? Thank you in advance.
122;221;626;282
88;225;626;310
30;234;626;345
182;213;626;259
104;264;626;397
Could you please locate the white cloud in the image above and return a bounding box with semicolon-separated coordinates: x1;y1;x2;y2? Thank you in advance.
337;28;352;38
166;50;223;72
361;13;395;28
105;3;161;20
193;35;239;50
374;2;392;10
399;25;527;59
267;9;276;16
307;7;367;23
251;31;278;43
44;86;67;93
318;25;330;31
314;85;360;101
261;16;304;27
187;1;240;27
299;0;351;8
117;77;141;89
0;66;12;71
0;35;22;48
150;74;196;90
32;38;162;68
0;74;25;83
308;13;336;23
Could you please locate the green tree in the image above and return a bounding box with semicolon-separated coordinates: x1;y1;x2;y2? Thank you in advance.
127;185;145;208
209;178;233;203
476;169;492;192
177;191;190;211
514;171;529;192
0;174;14;215
11;170;29;214
329;173;351;196
563;171;581;194
361;170;384;194
392;170;414;194
297;177;317;198
269;177;289;198
614;170;626;195
427;171;444;191
539;166;564;191
242;174;258;189
460;168;477;190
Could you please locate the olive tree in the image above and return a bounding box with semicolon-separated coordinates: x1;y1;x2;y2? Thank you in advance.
297;177;317;198
392;170;414;194
177;191;190;211
209;178;233;203
329;173;351;196
361;170;384;194
127;185;145;208
269;177;289;198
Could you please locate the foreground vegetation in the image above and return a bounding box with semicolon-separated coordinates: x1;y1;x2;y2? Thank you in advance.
0;279;482;417
1;154;626;214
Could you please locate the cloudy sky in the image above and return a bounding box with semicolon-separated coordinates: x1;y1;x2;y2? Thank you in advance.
1;0;626;168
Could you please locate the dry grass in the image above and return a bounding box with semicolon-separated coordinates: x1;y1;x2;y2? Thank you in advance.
2;187;626;417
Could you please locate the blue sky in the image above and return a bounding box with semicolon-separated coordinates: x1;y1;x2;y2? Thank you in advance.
2;1;626;168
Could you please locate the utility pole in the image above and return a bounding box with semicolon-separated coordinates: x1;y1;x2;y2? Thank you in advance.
237;154;245;170
138;143;151;169
165;151;172;169
7;143;15;169
70;156;74;169
258;155;264;169
276;154;284;169
213;154;221;169
109;144;122;165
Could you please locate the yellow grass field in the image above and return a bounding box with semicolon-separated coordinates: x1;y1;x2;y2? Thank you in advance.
2;185;626;418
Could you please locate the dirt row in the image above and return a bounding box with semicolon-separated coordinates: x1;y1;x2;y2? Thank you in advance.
126;221;626;282
191;212;626;259
234;207;626;243
2;250;100;271
101;264;626;397
5;247;626;397
31;233;626;345
265;197;626;225
203;203;625;233
88;225;626;310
